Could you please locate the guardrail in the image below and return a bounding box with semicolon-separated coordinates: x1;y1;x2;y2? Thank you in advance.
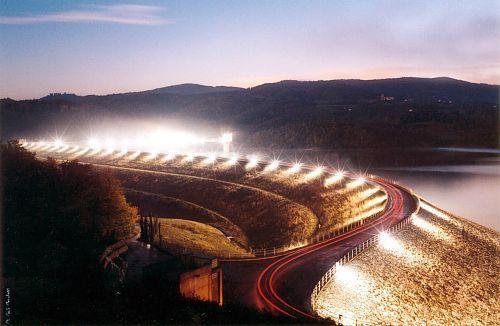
100;228;139;283
309;192;421;322
250;202;387;257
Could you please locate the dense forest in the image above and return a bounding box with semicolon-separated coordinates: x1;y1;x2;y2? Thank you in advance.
2;142;136;322
1;77;498;150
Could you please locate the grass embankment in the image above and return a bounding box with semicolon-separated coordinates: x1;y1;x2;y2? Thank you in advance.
157;219;251;258
39;149;386;249
104;168;318;248
315;204;500;324
109;155;387;235
124;188;250;248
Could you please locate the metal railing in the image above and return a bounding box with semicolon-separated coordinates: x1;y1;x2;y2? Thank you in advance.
309;194;420;322
249;203;387;257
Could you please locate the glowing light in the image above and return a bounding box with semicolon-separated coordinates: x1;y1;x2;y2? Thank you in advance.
126;150;141;161
56;145;70;153
225;155;239;166
145;150;159;161
66;146;80;154
335;265;359;285
71;147;90;158
412;215;451;242
286;163;302;174
363;195;387;209
324;171;344;187
355;204;386;220
160;153;176;163
379;231;403;253
87;137;101;150
53;138;64;148
264;160;280;172
304;166;324;181
119;138;129;152
347;176;366;189
30;141;45;150
183;153;195;162
203;153;217;165
142;129;204;152
219;132;233;143
420;201;450;221
246;155;259;170
358;187;379;201
113;149;128;158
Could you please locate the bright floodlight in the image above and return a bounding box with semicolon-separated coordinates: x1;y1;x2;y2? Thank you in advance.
219;132;233;154
325;171;344;187
335;264;358;284
53;138;64;148
264;160;280;172
126;150;141;161
161;153;176;163
184;153;195;162
119;138;129;152
203;153;217;165
219;132;232;144
246;155;259;170
145;150;158;161
347;176;366;189
379;231;403;253
87;137;101;150
286;163;302;174
304;165;324;181
225;155;239;166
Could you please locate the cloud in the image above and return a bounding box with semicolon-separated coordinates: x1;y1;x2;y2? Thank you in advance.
0;4;170;26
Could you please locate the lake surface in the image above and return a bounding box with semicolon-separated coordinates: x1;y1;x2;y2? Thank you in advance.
373;163;500;232
241;146;500;231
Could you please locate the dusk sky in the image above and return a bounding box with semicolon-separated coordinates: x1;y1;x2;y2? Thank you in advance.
0;0;498;99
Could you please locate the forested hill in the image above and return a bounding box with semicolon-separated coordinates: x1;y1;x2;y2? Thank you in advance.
1;77;498;149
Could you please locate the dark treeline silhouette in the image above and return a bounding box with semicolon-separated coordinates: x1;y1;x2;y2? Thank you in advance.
1;142;314;324
1;77;497;150
2;141;136;322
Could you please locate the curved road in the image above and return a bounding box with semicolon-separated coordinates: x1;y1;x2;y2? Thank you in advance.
221;179;417;320
35;147;417;320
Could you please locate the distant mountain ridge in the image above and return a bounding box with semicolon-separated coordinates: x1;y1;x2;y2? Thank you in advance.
144;83;244;95
1;77;498;150
33;77;497;102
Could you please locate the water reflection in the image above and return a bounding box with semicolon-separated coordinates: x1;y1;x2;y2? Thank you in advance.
375;163;500;231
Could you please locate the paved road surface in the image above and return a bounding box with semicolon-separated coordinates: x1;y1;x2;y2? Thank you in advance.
221;180;417;319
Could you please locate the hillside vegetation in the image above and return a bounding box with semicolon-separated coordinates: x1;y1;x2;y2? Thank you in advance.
157;219;250;258
2;77;497;150
2;142;137;323
34;147;386;251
